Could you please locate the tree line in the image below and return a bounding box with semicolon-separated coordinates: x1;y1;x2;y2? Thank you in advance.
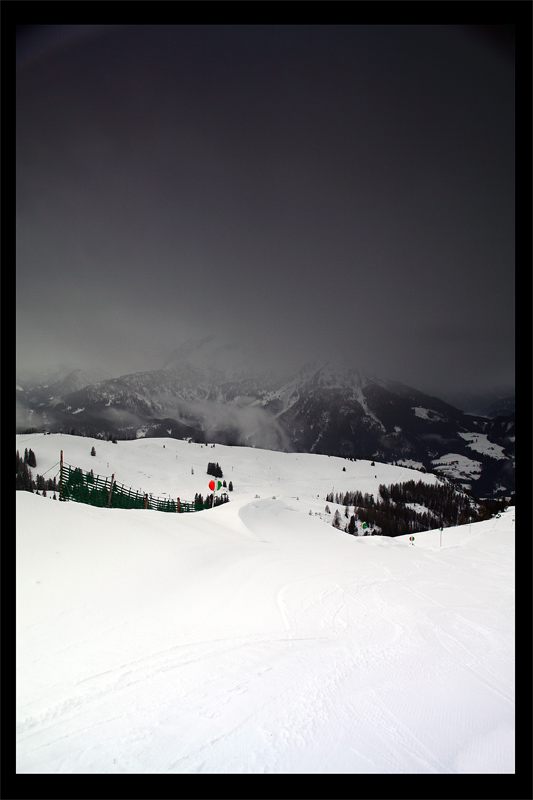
16;449;58;496
193;492;230;510
327;479;482;537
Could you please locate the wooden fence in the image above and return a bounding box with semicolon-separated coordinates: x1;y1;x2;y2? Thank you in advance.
58;452;215;512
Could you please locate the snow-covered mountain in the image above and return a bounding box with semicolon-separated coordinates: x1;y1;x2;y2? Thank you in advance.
16;367;112;430
16;365;109;392
263;360;515;499
16;346;515;499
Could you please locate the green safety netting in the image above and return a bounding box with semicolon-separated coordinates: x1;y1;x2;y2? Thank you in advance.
59;463;210;512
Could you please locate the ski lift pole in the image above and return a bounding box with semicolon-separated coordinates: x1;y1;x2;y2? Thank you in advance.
59;450;63;501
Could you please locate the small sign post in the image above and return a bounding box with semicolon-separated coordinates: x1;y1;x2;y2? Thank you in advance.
409;535;415;545
209;479;222;507
440;526;443;548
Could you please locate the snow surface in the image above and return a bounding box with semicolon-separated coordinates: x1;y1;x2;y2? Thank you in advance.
412;407;444;422
430;452;483;487
16;434;514;774
458;432;507;460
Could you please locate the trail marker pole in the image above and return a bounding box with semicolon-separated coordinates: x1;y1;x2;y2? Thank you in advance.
440;527;443;548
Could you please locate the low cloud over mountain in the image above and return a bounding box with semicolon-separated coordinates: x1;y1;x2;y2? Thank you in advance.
17;341;514;500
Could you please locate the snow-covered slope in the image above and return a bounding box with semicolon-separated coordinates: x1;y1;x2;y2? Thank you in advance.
15;432;442;510
17;353;514;499
16;434;514;773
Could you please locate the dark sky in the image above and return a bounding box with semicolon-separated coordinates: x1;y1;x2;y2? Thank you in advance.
16;25;514;400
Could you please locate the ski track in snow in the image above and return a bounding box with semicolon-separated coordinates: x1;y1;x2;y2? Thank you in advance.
16;434;514;774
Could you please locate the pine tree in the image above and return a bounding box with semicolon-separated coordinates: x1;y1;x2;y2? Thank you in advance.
194;492;204;511
207;462;223;478
91;446;96;456
23;463;34;492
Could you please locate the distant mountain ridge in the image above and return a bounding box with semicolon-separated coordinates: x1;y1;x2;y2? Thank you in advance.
438;388;515;417
16;343;515;499
474;396;515;419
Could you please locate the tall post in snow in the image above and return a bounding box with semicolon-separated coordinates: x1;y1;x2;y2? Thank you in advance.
107;474;115;508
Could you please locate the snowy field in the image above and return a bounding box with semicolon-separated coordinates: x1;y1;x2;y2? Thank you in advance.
16;434;515;773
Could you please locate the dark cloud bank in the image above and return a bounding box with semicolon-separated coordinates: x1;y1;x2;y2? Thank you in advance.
17;25;515;406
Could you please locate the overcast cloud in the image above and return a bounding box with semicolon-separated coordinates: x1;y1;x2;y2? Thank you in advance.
16;25;515;400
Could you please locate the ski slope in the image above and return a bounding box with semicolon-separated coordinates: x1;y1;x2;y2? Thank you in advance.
16;434;515;773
